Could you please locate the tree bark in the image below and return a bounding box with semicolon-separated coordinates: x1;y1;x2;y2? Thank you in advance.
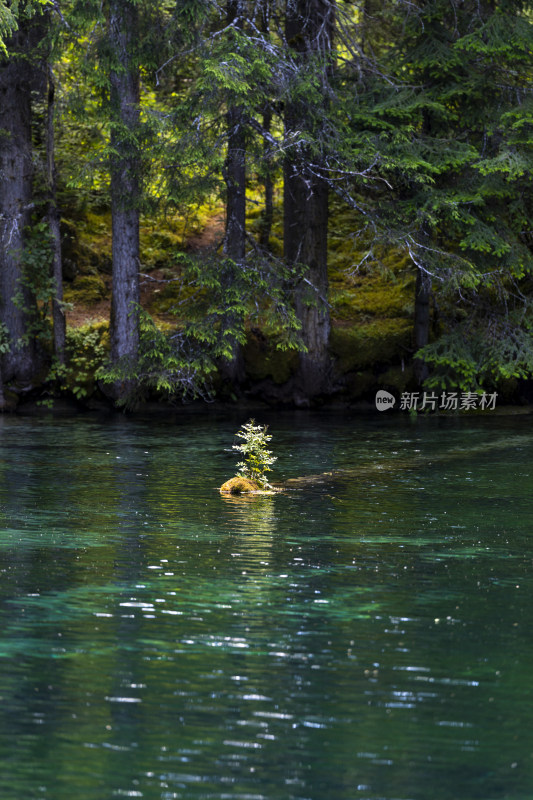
259;107;273;249
223;0;246;262
0;20;41;385
258;5;273;250
221;0;247;387
224;104;246;263
46;67;66;365
413;266;431;384
109;0;140;376
284;0;334;401
284;163;330;399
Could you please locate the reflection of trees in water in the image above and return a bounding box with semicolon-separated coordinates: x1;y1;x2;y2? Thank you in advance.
221;493;277;539
0;420;148;789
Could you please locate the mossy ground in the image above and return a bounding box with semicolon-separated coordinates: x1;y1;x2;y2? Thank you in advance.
327;200;416;398
61;189;419;403
64;273;107;306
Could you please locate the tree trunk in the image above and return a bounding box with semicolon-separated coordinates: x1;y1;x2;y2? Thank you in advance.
284;162;330;399
223;0;246;262
224;104;246;263
413;266;431;384
46;67;66;365
284;0;334;402
0;21;41;385
109;0;140;377
221;0;247;387
259;107;273;250
258;5;273;250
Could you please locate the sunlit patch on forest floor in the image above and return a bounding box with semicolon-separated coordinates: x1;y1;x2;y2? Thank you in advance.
65;210;226;328
61;198;420;402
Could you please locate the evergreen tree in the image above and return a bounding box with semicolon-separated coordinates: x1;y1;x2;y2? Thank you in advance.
0;7;48;397
283;0;334;401
1;0;530;406
68;0;168;402
388;0;533;388
0;1;17;54
221;0;248;385
333;0;533;389
44;23;66;366
223;0;247;264
108;0;141;394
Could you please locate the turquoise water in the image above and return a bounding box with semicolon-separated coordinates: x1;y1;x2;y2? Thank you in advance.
0;411;532;800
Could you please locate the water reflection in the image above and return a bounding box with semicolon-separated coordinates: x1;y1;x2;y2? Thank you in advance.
0;414;532;799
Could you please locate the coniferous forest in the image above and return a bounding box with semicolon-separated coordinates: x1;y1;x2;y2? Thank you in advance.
1;0;533;410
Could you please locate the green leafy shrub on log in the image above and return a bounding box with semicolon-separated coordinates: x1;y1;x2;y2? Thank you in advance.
233;419;277;489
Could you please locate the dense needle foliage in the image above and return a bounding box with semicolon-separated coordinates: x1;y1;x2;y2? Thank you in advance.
1;0;533;407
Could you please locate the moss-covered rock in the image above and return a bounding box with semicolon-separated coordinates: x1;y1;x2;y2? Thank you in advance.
340;369;376;399
64;274;107;306
330;276;414;320
330;318;412;372
243;330;298;385
380;364;414;394
220;476;260;494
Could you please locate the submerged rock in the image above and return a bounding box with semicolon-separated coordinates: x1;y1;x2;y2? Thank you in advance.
219;476;260;494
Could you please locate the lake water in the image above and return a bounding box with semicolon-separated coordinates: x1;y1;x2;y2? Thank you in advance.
0;410;532;800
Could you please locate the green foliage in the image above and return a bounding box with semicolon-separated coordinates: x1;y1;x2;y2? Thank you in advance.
12;221;56;347
50;321;109;401
178;252;305;360
200;28;276;110
0;0;51;56
96;308;217;406
3;0;533;405
329;0;533;390
0;321;10;355
233;419;277;489
0;1;17;56
418;296;533;391
333;0;533;270
97;246;307;406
